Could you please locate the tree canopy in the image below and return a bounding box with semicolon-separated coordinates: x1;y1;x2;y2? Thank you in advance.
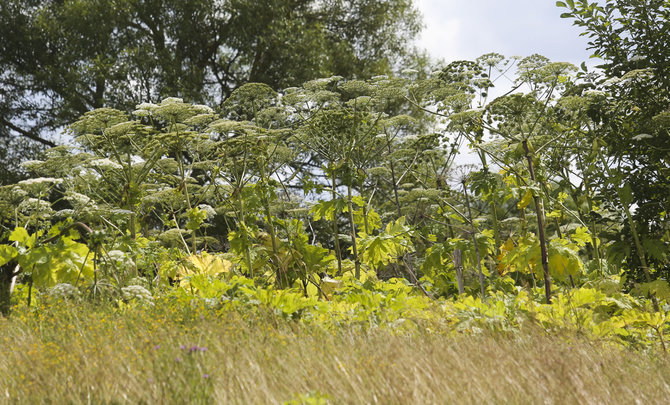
0;0;422;184
559;0;670;284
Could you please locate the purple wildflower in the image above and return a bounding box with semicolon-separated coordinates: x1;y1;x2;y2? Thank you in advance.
185;345;208;353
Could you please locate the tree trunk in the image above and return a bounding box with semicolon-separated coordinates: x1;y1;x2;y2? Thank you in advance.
0;264;15;316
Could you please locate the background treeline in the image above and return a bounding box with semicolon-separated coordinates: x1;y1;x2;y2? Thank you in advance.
0;0;422;184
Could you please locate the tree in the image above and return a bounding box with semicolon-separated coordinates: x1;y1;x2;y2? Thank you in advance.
0;0;422;184
559;0;670;285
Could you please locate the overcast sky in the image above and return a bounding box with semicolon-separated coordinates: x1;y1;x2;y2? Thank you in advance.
415;0;596;66
414;1;599;167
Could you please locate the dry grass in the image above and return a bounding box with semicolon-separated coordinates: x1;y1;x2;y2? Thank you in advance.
1;302;669;404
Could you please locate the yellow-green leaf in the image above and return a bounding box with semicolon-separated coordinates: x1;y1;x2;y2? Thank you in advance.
517;189;533;210
0;245;18;266
9;227;30;247
571;226;592;247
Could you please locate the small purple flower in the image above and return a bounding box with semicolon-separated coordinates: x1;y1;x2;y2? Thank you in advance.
175;357;182;362
203;374;210;379
153;345;161;350
180;345;187;350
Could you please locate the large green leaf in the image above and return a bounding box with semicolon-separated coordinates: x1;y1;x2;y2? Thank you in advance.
548;239;584;281
310;199;347;221
0;245;18;266
9;227;30;247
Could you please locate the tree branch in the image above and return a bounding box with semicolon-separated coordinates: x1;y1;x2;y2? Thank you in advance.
0;118;56;147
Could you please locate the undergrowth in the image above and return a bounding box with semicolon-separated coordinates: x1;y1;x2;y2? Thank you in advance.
2;279;670;404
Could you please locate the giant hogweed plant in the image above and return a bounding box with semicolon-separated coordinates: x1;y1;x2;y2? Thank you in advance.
0;60;668;323
421;54;588;304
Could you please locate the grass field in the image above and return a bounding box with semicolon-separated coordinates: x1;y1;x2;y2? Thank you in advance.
1;299;669;404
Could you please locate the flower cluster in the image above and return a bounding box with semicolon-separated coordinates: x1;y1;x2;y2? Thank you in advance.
48;283;80;299
180;344;208;353
121;285;153;304
88;158;123;170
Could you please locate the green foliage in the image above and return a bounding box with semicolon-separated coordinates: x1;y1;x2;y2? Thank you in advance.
0;0;422;183
557;0;670;284
1;3;669;352
2;224;94;289
358;217;413;268
310;199;347;222
0;6;670;402
185;207;208;231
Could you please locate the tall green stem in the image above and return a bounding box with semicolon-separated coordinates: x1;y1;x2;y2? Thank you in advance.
582;172;603;275
330;172;343;274
236;193;254;278
347;184;361;279
258;159;283;287
522;140;552;304
387;141;402;218
462;180;486;299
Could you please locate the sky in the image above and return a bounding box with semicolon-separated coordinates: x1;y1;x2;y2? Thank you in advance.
415;0;596;66
413;0;600;168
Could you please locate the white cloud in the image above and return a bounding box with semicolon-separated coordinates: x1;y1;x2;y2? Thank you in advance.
419;16;463;63
415;0;596;65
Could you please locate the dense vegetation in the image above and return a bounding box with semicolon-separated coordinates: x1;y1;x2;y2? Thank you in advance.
0;0;422;184
3;297;670;403
1;0;669;403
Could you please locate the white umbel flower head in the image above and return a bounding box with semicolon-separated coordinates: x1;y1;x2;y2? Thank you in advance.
49;283;80;299
136;102;158;110
121;285;154;304
197;204;217;218
192;104;214;114
632;133;653;141
106;250;136;269
20;160;45;171
19;198;53;215
583;89;607;97
161;97;184;104
603;77;622;86
133;102;157;117
54;209;75;217
65;191;92;206
18;177;62;187
88;158;123;170
17;177;62;196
